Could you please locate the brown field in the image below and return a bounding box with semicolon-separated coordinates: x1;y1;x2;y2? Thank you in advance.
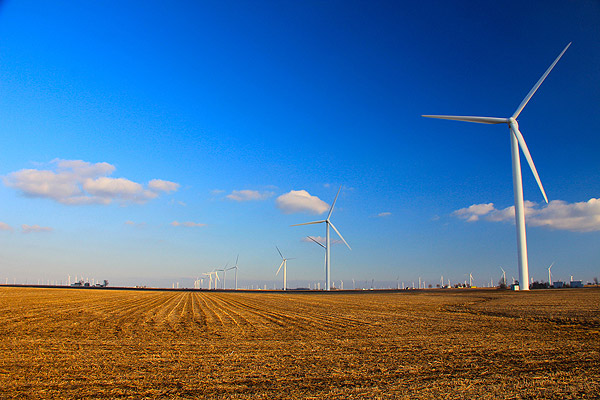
0;287;598;399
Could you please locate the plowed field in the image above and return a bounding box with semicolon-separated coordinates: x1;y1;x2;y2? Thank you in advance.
0;287;598;399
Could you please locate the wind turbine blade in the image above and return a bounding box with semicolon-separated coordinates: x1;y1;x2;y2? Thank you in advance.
548;261;555;270
327;186;342;220
291;220;326;227
329;222;351;250
512;42;571;119
235;254;239;267
422;115;507;124
509;121;548;203
307;236;326;249
276;246;284;260
276;260;284;276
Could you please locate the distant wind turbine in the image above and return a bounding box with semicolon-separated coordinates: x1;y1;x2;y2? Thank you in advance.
217;263;229;289
500;267;507;287
203;271;219;290
423;43;571;291
227;255;239;290
275;246;295;291
292;186;351;291
548;261;555;285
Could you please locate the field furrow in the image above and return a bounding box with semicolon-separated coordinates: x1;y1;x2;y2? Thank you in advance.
0;287;598;400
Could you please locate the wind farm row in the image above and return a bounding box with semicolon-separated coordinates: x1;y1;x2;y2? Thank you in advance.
198;43;575;292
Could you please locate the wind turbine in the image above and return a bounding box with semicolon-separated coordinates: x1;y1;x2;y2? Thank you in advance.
548;261;555;285
423;43;571;291
275;246;295;291
469;272;473;288
500;267;507;287
202;272;212;290
226;255;239;290
292;186;351;291
204;271;219;290
217;263;229;289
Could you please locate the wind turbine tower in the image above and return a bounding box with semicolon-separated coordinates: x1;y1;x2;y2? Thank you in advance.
292;186;351;291
423;43;571;291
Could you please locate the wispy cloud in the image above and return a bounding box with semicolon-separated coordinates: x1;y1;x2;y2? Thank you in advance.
276;190;329;215
124;220;146;228
171;221;206;228
22;224;52;233
376;212;392;218
0;222;13;232
226;189;274;202
3;159;179;206
452;198;600;232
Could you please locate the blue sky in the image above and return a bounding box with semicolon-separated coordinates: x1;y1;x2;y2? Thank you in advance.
1;0;598;288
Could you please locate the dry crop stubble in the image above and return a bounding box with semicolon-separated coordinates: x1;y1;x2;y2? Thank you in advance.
0;287;598;399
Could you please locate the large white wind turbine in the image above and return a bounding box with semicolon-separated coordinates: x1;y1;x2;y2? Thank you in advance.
423;43;571;291
275;246;295;291
291;186;351;291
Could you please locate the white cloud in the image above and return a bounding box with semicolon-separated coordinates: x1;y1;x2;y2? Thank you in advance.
3;159;179;205
171;221;206;228
84;177;148;199
226;189;274;202
452;203;495;222
452;198;600;232
22;224;52;234
55;159;115;178
276;190;329;215
0;222;13;232
377;212;392;218
148;179;180;193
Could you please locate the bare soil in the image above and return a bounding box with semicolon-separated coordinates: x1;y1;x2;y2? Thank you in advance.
0;287;598;399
